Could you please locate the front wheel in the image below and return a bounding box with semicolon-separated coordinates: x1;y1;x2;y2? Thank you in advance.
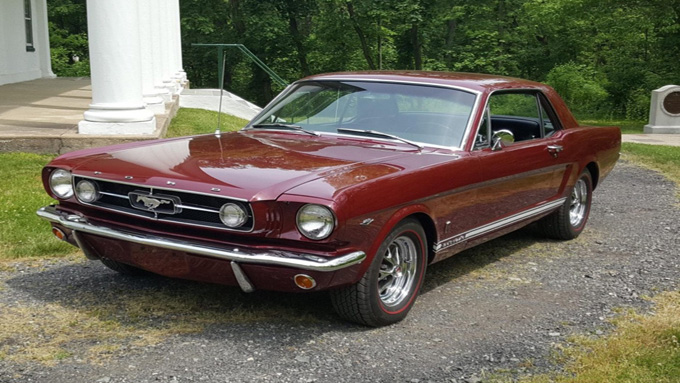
538;168;593;240
331;219;427;326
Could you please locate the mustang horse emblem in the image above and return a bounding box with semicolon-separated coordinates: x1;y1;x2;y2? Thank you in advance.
136;195;171;210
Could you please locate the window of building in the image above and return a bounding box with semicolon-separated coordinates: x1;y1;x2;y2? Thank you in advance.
25;0;35;52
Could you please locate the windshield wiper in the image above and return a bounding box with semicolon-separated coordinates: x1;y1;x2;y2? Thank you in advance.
336;128;423;151
250;123;319;136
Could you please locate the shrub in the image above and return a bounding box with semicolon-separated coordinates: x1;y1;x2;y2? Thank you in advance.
546;62;609;116
625;88;652;122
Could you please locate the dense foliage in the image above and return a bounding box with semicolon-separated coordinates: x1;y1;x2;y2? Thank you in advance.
48;0;89;77
48;0;680;118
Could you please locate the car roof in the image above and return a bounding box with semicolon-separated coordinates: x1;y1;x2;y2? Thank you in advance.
301;71;547;93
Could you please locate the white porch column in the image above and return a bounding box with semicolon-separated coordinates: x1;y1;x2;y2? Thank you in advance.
79;0;156;135
150;0;172;102
160;1;179;94
171;0;187;83
138;0;165;115
35;0;55;79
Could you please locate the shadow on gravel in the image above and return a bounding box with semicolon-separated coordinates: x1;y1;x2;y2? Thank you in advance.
5;262;338;325
421;226;555;294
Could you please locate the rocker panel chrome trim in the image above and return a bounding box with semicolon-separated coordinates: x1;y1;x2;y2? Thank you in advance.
433;198;567;252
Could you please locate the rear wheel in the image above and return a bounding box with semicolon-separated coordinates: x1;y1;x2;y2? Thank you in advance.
538;168;593;240
100;257;148;276
331;219;427;326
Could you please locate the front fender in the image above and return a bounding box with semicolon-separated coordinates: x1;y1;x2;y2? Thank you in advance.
342;203;433;280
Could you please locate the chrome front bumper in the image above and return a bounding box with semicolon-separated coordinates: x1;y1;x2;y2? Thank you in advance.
37;205;366;273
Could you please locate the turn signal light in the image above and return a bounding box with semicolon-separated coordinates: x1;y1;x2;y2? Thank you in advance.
294;274;317;290
52;227;66;241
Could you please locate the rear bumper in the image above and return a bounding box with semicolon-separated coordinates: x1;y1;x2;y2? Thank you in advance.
37;205;366;291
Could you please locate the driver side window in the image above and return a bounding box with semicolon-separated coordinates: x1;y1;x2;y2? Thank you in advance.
489;92;542;142
475;91;561;150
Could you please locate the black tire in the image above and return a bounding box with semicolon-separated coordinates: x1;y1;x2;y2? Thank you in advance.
538;168;593;240
100;257;148;276
331;219;427;327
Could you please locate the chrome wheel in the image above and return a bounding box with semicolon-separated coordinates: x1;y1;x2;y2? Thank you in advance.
378;235;418;307
569;178;588;227
331;219;426;326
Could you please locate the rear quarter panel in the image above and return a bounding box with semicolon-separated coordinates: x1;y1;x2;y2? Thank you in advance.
558;125;621;190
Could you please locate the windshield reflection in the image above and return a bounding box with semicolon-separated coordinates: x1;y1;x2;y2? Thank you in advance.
249;80;476;148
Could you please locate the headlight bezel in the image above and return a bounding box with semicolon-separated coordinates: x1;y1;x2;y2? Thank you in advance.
48;168;74;199
219;202;249;228
75;179;100;203
296;204;336;240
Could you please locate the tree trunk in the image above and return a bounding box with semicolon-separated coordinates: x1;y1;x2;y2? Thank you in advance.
411;24;422;70
288;15;311;76
346;2;376;70
445;19;457;67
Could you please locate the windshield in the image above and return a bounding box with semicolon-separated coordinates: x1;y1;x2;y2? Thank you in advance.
248;80;477;148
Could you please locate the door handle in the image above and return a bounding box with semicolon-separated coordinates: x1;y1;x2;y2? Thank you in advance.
547;145;563;158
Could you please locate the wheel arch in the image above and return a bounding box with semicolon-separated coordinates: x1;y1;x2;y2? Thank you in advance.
407;212;437;265
363;205;434;266
585;161;600;190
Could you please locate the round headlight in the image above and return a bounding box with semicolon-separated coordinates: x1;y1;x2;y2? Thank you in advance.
49;169;74;199
296;204;335;240
219;203;248;228
75;180;100;203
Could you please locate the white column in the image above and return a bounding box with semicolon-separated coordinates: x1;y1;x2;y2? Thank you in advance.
35;0;55;79
171;0;187;83
79;0;156;135
138;0;165;115
160;1;178;94
150;0;172;102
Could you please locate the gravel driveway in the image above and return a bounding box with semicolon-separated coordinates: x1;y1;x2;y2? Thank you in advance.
1;161;678;383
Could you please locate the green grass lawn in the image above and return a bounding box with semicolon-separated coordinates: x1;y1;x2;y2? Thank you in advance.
621;142;680;186
579;119;646;134
165;108;248;137
0;153;74;259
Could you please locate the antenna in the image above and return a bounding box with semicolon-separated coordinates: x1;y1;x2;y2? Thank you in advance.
216;50;228;136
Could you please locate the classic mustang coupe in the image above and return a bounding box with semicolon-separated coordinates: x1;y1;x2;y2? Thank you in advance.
38;72;620;326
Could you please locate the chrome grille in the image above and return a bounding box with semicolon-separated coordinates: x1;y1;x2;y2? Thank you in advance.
73;176;254;231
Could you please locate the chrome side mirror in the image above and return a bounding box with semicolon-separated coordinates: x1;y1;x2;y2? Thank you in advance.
491;129;515;151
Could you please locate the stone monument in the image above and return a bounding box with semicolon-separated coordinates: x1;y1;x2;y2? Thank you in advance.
644;85;680;134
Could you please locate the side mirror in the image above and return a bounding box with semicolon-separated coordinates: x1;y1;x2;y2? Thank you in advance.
491;129;515;151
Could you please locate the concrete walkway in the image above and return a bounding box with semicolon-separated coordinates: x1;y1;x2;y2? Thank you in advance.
622;134;680;147
179;89;262;120
0;79;263;154
0;78;178;154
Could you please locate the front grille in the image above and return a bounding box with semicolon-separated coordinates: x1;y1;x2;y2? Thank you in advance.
73;176;254;231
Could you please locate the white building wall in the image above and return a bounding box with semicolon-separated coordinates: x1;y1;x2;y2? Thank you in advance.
0;0;54;86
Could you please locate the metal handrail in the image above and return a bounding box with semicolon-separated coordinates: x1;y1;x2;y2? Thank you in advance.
192;43;288;88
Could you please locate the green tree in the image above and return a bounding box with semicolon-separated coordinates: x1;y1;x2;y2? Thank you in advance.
48;0;89;76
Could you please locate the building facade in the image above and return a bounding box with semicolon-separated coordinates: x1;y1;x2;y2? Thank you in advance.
0;0;186;136
0;0;54;86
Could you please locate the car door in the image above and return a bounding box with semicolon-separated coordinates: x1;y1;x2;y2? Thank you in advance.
464;90;571;243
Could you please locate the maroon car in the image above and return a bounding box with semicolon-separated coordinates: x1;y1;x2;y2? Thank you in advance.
38;72;620;326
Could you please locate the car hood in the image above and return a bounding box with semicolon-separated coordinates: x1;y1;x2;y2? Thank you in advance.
58;131;423;201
